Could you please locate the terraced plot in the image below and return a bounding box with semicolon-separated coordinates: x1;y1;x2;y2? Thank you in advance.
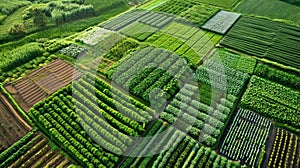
6;59;82;111
0;93;31;152
0;130;75;168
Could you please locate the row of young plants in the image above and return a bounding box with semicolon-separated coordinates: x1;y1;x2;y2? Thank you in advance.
29;73;155;167
268;128;300;168
219;108;272;167
160;83;237;147
106;47;192;102
194;59;250;96
121;120;242;168
7;132;73;168
0;129;38;167
241;75;300;129
254;63;300;91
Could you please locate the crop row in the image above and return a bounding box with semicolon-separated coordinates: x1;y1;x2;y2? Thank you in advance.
194;59;250;96
209;49;257;74
219;108;272;167
268;128;300;168
160;82;237;147
221;16;300;69
121;120;241;168
107;47;192;102
241;75;300;129
29;73;155;167
254;63;300;91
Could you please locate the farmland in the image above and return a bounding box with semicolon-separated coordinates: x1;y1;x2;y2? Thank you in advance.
0;0;299;167
6;59;82;111
219;108;272;167
0;93;31;152
267;128;300;168
221;16;300;69
241;75;300;131
0;129;76;168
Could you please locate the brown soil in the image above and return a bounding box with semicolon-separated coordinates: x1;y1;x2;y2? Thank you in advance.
5;59;82;112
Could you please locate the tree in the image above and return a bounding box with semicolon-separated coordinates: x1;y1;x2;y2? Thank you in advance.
30;8;47;27
9;23;25;35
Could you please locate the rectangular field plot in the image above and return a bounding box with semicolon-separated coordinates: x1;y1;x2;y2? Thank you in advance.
0;93;31;152
241;75;300;131
221;16;300;69
219;108;272;167
100;9;174;31
0;130;76;168
121;120;241;167
6;59;82;111
267;128;300;168
201;10;241;34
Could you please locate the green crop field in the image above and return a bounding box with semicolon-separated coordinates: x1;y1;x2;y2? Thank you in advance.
0;0;299;167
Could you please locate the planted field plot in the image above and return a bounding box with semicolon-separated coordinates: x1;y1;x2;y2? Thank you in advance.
75;27;115;46
148;21;221;67
201;10;241;34
152;0;219;26
267;128;300;168
101;9;174;31
121;121;241;168
107;47;193;102
219;108;272;167
0;129;74;168
209;50;257;74
59;44;87;59
6;59;82;111
235;0;300;25
221;16;300;69
194;59;250;96
241;76;300;130
29;73;156;167
254;63;300;91
160;82;238;147
0;93;31;152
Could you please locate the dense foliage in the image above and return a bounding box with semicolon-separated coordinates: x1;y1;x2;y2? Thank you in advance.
241;76;300;129
254;63;300;90
0;43;44;72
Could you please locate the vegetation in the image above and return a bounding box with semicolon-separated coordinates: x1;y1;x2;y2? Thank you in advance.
268;128;300;168
219;108;272;167
235;0;300;25
241;76;300;130
201;10;241;34
221;16;300;69
29;73;155;167
254;63;300;90
121;121;241;168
